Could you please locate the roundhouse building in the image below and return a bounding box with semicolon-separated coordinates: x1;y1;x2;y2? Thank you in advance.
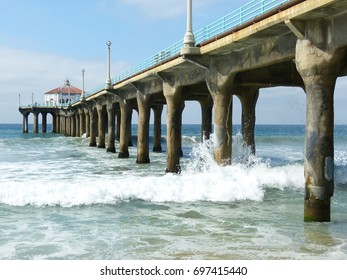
44;80;82;106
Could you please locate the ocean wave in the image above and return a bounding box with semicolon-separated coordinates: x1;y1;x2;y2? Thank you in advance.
1;131;346;207
0;142;305;208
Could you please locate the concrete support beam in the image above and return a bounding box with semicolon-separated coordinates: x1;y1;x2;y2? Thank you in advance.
295;21;346;222
71;113;77;137
118;100;132;158
152;105;163;152
84;109;90;138
212;92;233;165
199;95;213;141
136;92;152;164
206;58;235;165
116;109;121;141
97;104;106;148
33;112;39;133
68;115;72;136
79;109;86;137
236;87;259;155
128;109;133;147
64;115;68;136
55;113;60;134
42;112;47;133
22;113;29;133
89;106;97;147
106;101;116;153
75;114;79;137
65;115;70;136
163;82;184;173
60;114;65;135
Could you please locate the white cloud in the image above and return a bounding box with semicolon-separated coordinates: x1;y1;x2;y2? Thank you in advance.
0;46;129;123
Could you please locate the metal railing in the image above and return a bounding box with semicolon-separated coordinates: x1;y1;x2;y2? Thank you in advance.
19;103;70;109
23;0;290;107
195;0;290;44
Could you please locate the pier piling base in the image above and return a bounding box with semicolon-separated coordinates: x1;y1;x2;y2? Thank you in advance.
296;30;345;222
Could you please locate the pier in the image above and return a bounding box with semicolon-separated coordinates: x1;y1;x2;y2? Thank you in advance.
19;0;347;222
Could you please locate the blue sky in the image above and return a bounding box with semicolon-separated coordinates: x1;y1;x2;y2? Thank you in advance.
0;0;346;124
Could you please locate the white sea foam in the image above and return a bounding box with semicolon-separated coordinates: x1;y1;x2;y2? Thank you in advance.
1;131;346;207
0;134;306;207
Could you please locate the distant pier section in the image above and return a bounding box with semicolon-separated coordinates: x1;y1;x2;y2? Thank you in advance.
19;0;347;222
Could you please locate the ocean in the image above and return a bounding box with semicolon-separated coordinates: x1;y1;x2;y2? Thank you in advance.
0;123;346;260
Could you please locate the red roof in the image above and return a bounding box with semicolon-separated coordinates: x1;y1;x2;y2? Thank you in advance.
45;80;82;95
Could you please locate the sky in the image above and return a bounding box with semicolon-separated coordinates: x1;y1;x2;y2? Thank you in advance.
0;0;346;125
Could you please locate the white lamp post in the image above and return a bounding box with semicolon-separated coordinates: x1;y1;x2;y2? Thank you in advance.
106;40;112;88
181;0;200;55
81;68;85;100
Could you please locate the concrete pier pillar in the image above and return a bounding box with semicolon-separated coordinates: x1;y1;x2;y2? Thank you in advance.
79;109;86;137
22;113;29;133
152;105;163;152
212;92;233;165
55;113;60;133
68;115;72;136
56;113;61;134
206;59;235;165
33;112;39;133
41;112;48;133
118;100;132;158
236;87;259;155
296;33;345;221
64;114;68;135
128;109;133;147
42;112;47;133
106;102;116;153
116;109;121;141
65;115;70;136
71;113;77;137
65;115;69;135
61;114;65;135
163;83;184;173
136;92;151;164
75;114;79;137
69;115;72;136
84;109;90;138
97;104;106;148
89;106;97;147
199;95;213;141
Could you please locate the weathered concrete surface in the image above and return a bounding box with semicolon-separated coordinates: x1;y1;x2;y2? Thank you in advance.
136;92;151;163
206;58;235;165
84;108;90;138
41;112;47;133
79;109;86;137
96;103;106;149
163;82;184;173
106;100;116;153
296;19;346;221
235;87;259;155
89;106;97;147
199;95;213;141
21;112;29;133
152;105;163;152
118;100;132;158
33;112;39;133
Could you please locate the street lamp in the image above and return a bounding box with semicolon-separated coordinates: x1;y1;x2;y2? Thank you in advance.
106;40;112;88
181;0;200;55
81;68;85;101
